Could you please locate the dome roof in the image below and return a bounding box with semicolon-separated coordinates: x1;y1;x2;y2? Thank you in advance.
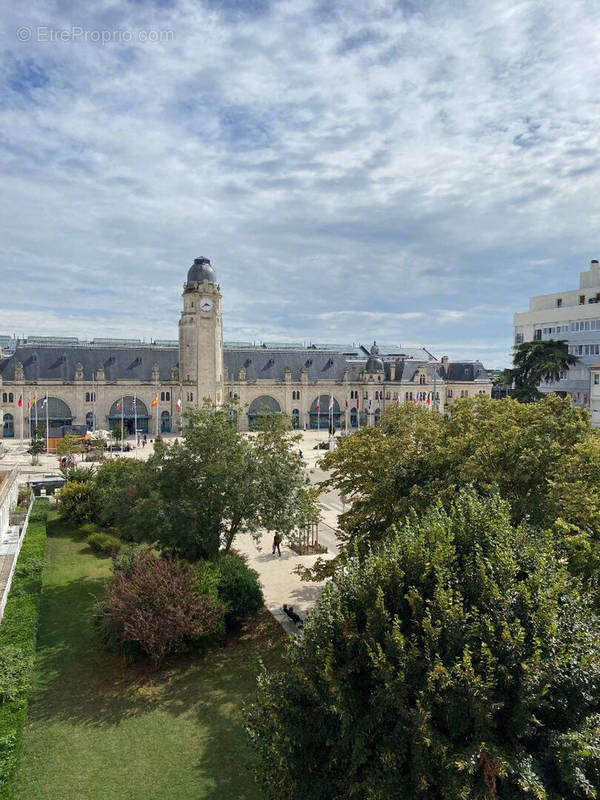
365;341;384;373
186;256;216;285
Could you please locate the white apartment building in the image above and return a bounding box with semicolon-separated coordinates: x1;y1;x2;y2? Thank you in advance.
514;259;600;421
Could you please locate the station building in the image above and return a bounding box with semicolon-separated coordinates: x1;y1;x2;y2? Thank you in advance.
0;257;492;439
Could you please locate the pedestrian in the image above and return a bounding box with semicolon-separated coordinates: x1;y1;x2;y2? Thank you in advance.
272;533;282;557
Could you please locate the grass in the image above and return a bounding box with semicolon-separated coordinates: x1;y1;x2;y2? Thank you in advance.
16;514;286;800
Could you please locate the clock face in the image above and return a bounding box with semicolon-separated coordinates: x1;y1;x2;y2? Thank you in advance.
200;297;213;312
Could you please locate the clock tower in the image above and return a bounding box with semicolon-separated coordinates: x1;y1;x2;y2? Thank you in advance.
178;256;224;412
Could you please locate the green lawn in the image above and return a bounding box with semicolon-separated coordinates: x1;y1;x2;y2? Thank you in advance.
16;515;285;800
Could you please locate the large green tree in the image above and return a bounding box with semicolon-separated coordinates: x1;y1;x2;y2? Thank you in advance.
121;404;317;560
247;490;600;800
502;339;579;402
314;395;594;580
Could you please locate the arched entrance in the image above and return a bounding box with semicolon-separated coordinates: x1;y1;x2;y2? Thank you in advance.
310;395;341;430
247;396;281;429
86;411;94;431
291;408;300;429
161;410;171;433
350;407;358;428
29;397;72;430
3;413;14;438
107;396;149;434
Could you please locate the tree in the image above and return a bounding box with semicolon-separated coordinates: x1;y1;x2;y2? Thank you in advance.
27;427;45;465
56;433;84;461
58;481;95;524
247;490;600;800
111;423;126;445
313;395;593;580
122;404;317;560
92;458;150;531
506;339;579;402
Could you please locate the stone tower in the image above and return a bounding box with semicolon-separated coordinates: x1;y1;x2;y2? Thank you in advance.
178;257;224;412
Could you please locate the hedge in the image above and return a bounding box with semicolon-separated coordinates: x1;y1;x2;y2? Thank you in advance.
0;498;48;798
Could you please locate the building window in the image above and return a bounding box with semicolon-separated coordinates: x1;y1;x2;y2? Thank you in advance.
364;392;368;399
534;329;542;341
580;295;586;304
556;298;562;307
292;390;301;400
419;374;425;385
594;375;599;385
447;389;453;398
85;391;96;402
386;392;390;400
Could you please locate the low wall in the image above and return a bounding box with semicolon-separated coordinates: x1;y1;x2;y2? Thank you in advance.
0;467;19;537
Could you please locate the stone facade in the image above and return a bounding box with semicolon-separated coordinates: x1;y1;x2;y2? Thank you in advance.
0;258;492;438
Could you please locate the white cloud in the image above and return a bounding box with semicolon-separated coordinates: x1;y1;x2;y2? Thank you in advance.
1;0;600;370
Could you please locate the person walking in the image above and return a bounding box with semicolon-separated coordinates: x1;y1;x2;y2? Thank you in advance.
272;533;282;557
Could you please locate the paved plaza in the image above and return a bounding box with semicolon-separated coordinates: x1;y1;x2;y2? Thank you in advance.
0;429;344;635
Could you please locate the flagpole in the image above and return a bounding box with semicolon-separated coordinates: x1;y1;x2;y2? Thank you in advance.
121;395;124;452
357;397;360;430
45;392;49;455
34;395;38;437
133;394;138;453
20;397;23;443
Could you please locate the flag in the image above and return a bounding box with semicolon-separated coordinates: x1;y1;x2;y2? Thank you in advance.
395;398;399;407
18;395;22;408
132;396;137;409
316;404;320;412
41;395;47;409
27;396;30;410
328;394;333;412
33;394;37;405
426;394;431;406
116;400;121;411
151;394;158;408
368;399;372;411
176;397;182;410
356;396;359;409
345;398;348;409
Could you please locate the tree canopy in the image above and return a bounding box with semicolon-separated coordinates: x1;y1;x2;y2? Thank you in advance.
316;395;597;580
501;339;579;402
247;490;600;800
89;405;317;560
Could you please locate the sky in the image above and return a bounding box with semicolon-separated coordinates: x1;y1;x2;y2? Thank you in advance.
2;0;600;368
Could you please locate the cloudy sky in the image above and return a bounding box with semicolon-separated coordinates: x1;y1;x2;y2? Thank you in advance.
2;0;600;367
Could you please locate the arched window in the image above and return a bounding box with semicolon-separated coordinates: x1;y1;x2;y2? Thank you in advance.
419;374;426;385
309;395;341;430
107;396;149;435
3;413;14;438
248;396;281;429
161;410;171;432
86;411;94;431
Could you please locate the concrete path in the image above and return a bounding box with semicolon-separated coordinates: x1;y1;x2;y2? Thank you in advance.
235;432;343;634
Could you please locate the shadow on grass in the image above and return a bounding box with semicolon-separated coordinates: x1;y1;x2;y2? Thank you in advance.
28;552;286;799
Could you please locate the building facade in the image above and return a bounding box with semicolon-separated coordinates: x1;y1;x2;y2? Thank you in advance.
0;257;492;439
514;259;600;418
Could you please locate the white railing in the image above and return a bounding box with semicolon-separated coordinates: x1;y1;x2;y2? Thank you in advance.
0;482;34;623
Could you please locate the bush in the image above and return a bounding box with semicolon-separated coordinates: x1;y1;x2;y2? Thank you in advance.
0;499;47;798
58;481;94;524
60;465;95;483
97;549;226;666
86;533;121;556
211;553;263;624
247;490;600;800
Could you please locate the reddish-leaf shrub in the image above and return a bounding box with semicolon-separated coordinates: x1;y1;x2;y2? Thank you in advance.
98;549;225;665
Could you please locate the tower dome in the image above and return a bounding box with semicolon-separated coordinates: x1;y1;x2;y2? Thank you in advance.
365;341;384;373
186;256;216;285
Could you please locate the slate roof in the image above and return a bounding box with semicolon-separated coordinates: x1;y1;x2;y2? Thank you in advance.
0;345;178;383
0;344;489;385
